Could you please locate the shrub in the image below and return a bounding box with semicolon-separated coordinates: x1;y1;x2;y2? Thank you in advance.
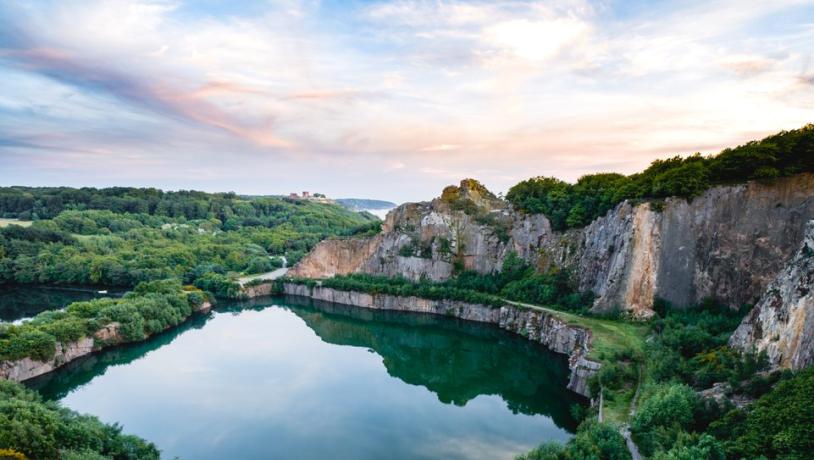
632;384;699;456
0;380;159;460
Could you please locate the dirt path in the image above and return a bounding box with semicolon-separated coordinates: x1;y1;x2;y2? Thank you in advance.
621;364;644;460
237;257;288;287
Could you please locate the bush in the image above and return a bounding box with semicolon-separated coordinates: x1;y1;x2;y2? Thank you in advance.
516;419;628;460
0;280;202;361
733;367;814;459
632;384;699;456
0;380;159;460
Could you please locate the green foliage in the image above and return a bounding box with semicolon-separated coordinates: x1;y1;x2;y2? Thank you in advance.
0;190;375;289
516;419;629;460
712;368;814;459
398;238;419;257
0;380;159;460
0;280;199;361
295;251;592;312
631;384;700;456
647;299;767;389
295;273;506;307
193;272;241;299
507;125;814;230
651;433;725;460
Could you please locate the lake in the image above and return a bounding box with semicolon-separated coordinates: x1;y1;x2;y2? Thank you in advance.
0;285;122;323
27;295;582;460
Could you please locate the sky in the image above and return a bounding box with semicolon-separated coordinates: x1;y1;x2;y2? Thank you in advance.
1;0;813;203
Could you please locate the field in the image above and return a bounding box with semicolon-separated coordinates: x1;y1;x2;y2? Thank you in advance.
0;218;32;228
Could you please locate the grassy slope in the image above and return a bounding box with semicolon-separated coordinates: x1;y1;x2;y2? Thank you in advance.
504;299;648;424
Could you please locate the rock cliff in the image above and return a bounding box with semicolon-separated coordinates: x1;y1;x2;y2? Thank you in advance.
291;175;814;317
282;283;598;397
729;220;814;369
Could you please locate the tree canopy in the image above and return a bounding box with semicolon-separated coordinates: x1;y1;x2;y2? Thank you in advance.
507;125;814;230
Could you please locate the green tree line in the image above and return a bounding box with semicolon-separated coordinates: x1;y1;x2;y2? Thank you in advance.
0;379;160;460
0;280;210;362
0;200;376;290
507;125;814;230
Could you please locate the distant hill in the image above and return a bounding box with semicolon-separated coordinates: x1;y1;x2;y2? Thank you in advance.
336;198;397;211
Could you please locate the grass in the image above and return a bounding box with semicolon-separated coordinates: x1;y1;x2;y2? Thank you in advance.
502;299;648;362
0;218;32;228
503;299;649;424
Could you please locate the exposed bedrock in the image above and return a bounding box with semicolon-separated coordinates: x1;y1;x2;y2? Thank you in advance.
291;174;814;318
729;220;814;369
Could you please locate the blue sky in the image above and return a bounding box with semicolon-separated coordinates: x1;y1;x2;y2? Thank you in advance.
1;0;813;202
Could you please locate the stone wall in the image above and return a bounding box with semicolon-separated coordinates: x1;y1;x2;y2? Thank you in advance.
282;283;599;397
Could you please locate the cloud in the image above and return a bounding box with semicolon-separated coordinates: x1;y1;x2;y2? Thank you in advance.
0;0;813;202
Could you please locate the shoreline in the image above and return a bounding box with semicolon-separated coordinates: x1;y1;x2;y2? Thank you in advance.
280;282;600;398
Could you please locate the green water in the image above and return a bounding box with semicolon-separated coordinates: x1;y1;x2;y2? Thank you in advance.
27;296;582;460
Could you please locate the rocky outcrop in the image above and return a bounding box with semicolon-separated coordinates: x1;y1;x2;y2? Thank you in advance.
283;283;599;397
291;175;814;317
729;220;814;369
288;237;381;279
0;337;95;382
241;282;276;298
291;179;569;282
0;300;214;382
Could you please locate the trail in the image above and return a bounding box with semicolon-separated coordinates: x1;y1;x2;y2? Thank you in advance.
237;256;289;287
621;364;644;460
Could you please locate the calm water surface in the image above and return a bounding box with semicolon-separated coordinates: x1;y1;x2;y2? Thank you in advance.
28;296;582;460
0;285;122;322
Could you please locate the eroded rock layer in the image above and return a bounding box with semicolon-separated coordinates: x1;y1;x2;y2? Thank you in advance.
292;175;814;317
729;220;814;369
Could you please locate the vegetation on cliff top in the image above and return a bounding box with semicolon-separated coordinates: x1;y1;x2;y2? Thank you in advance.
0;379;159;460
507;125;814;230
0;280;209;362
288;251;594;311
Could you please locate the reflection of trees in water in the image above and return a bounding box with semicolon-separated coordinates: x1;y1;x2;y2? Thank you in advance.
26;314;210;400
284;296;582;431
27;295;581;431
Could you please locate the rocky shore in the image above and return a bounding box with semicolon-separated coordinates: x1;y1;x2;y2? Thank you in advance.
282;283;599;397
0;301;212;382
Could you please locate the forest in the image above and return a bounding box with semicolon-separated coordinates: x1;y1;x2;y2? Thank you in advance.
506;125;814;230
0;190;378;290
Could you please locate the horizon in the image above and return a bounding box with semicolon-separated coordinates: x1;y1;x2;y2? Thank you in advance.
2;0;813;202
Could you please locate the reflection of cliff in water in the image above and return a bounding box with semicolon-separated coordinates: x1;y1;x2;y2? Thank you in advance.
26;295;581;431
283;295;582;430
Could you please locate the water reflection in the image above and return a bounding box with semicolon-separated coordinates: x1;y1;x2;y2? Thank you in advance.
28;295;581;460
282;296;581;425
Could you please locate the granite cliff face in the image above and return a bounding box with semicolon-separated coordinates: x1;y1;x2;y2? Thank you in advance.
729;220;814;369
292;175;814;318
282;283;598;397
